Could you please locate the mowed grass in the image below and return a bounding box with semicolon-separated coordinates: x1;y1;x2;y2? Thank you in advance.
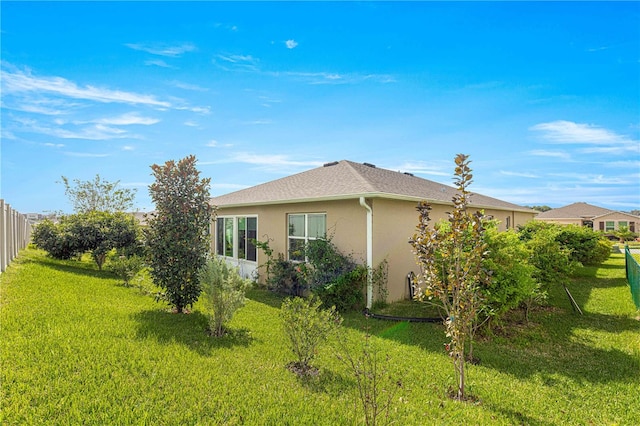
1;249;639;425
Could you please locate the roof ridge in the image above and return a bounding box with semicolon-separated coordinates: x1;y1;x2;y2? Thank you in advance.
341;160;378;192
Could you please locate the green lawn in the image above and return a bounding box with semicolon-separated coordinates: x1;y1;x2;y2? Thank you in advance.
2;248;639;425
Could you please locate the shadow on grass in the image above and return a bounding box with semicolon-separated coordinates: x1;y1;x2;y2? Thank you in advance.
31;253;114;280
246;287;285;309
132;309;254;356
296;367;355;397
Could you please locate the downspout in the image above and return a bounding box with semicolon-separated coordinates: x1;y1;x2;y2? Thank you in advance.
359;197;373;309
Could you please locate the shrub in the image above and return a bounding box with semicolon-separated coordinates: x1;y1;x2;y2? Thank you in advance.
305;237;357;288
313;266;367;312
519;221;611;267
107;251;144;287
280;295;342;375
521;225;576;290
268;254;306;296
199;257;252;337
481;225;541;328
371;259;389;309
32;213;140;268
335;327;402;426
31;219;78;260
556;224;611;265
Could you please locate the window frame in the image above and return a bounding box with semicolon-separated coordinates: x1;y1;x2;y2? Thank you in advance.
216;215;258;262
287;213;327;262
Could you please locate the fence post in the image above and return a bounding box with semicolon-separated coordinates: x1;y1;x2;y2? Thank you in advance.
0;199;31;273
0;199;6;272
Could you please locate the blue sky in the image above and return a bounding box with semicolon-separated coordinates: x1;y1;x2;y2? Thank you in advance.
2;1;639;214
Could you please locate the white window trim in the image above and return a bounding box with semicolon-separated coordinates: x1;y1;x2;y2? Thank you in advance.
287;213;326;262
216;215;258;263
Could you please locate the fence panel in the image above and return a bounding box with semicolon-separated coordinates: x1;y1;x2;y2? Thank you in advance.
0;199;32;273
624;246;640;310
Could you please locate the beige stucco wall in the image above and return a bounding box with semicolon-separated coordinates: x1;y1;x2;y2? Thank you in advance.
369;199;536;302
214;197;536;304
214;199;368;281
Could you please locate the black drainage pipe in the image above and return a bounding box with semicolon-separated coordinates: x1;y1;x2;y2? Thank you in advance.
363;309;442;323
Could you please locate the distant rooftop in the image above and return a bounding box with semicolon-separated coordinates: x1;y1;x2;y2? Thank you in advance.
536;202;639;220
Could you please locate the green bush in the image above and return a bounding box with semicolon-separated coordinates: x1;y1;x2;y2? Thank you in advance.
267;254;306;296
556;224;611;265
305;237;357;288
32;213;140;268
313;266;367;312
31;219;78;260
280;295;342;375
481;226;541;328
199;257;252;337
107;251;144;287
520;224;576;289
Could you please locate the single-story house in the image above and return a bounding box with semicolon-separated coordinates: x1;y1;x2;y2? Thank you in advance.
534;202;639;235
209;160;537;307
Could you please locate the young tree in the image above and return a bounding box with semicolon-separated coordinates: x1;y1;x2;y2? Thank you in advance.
61;174;136;213
199;257;252;336
145;155;213;313
65;211;140;270
281;295;342;376
409;154;489;401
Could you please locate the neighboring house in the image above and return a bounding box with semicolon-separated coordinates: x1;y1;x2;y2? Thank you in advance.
535;202;639;235
210;160;537;307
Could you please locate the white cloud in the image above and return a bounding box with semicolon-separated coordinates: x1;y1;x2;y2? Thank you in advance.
499;170;539;178
228;152;324;171
90;112;159;126
243;119;273;125
206;140;233;148
144;59;174;68
170;81;209;92
24;122;133;140
285;39;298;49
276;71;396;85
395;160;450;177
125;42;196;57
530;120;638;155
44;142;65;148
1;66;171;107
548;172;633;185
527;149;572;160
217;54;256;64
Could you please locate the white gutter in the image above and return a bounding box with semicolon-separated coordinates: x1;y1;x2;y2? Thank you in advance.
359;197;373;310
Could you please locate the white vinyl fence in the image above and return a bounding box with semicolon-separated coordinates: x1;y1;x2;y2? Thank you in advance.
1;199;32;273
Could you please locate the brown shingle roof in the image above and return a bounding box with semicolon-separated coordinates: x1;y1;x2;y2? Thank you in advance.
536;202;640;220
210;160;533;212
535;202;614;219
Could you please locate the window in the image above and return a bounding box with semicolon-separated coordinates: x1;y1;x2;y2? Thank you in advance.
216;216;257;261
618;221;628;230
288;213;326;261
505;216;511;230
605;221;615;232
